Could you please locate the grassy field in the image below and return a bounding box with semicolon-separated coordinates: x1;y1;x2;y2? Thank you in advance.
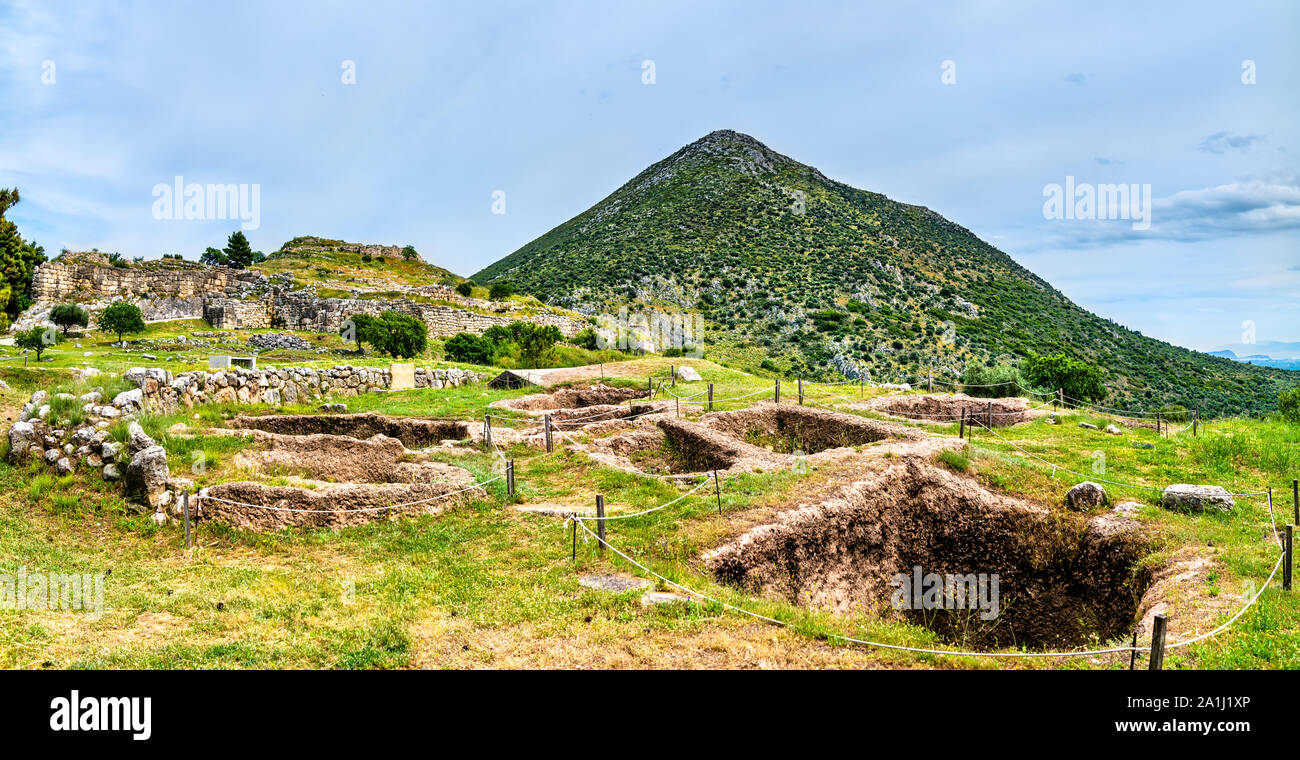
0;352;1296;669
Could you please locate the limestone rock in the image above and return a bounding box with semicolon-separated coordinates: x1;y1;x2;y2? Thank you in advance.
1162;484;1234;513
1066;481;1108;510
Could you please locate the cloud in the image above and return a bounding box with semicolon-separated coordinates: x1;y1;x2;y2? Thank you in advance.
1023;178;1300;249
1064;72;1086;85
1196;131;1265;155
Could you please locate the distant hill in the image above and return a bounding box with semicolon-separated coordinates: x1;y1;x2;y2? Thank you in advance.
473;129;1297;417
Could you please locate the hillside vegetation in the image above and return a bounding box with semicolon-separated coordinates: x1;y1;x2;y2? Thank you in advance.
473;130;1296;417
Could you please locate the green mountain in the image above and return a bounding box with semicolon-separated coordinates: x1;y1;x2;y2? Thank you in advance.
473;130;1296;417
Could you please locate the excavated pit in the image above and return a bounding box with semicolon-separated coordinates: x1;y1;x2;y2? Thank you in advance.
590;417;790;476
493;384;649;413
700;402;921;454
230;430;476;484
200;478;482;531
228;412;472;448
705;459;1152;649
867;393;1031;427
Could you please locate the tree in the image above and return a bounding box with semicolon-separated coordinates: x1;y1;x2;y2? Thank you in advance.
355;311;427;358
401;245;418;262
455;281;474;298
1280;386;1300;424
0;188;47;319
1024;353;1106;403
223;231;255;269
341;313;373;351
15;325;54;361
200;247;228;266
444;332;493;365
98;301;146;344
488;282;514;300
50;303;89;335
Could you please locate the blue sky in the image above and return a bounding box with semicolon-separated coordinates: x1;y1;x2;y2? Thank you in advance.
2;0;1296;352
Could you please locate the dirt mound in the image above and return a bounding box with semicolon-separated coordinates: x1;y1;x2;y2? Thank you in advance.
200;477;481;531
704;459;1152;649
701;402;920;453
867;393;1031;427
493;384;649;412
229;412;471;447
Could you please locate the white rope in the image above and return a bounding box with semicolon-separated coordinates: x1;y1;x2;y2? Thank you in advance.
201;474;502;514
567;474;714;523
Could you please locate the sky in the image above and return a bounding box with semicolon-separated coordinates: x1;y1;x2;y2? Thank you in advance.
1;0;1296;353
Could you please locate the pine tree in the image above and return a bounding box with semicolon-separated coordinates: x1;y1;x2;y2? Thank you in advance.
222;231;254;269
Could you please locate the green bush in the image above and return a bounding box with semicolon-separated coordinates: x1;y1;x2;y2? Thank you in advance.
488;282;514;300
354;311;427;359
960;362;1023;398
455;281;474;297
1280;387;1300;424
1024;353;1106;403
570;327;599;350
444;332;492;365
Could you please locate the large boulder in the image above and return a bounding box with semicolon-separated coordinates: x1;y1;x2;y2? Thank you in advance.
124;445;171;510
112;388;144;412
7;422;37;461
1162;484;1235;513
1066;481;1108;510
674;366;703;382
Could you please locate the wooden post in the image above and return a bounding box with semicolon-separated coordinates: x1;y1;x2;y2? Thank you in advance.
708;384;714;412
596;495;606;556
1128;629;1138;670
675;397;680;418
774;379;780;404
1293;479;1298;525
1285;525;1294;592
1193;410;1198;437
483;413;492;451
713;470;722;515
959;408;966;440
506;460;514;497
798;379;804;406
671;365;676;387
1057;388;1063;410
572;516;577;562
986;401;992;429
648;375;653;399
544;414;553;453
1148;613;1167;670
182;491;192;548
600;363;604;381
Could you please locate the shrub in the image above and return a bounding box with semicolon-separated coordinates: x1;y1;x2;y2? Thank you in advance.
960;362;1023;398
98;301;145;343
444;332;492;365
455;281;474;298
1024;353;1106;403
570;327;599;350
355;311;427;358
1280;387;1300;424
488;282;514;300
50;303;89;335
401;245;418;262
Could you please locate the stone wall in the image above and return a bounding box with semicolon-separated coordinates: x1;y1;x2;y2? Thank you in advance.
137;364;485;412
30;260;263;303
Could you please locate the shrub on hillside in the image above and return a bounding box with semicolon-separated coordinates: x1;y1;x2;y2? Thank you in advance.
455;281;474;297
488;282;514;300
1280;387;1300;424
444;332;493;365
